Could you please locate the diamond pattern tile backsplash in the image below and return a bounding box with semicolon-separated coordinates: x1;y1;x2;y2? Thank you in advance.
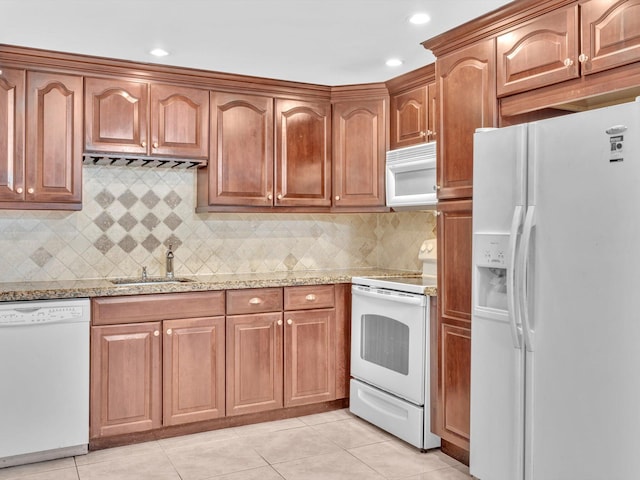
0;166;436;283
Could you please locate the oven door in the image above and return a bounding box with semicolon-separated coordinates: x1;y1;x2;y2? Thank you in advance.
351;285;426;405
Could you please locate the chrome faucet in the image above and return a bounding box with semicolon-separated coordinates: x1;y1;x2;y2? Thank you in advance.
166;244;174;279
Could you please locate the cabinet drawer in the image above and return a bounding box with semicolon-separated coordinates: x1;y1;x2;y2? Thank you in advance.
92;291;225;326
284;285;335;310
226;288;283;315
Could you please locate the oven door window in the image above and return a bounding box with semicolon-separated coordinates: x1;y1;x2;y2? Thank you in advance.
361;314;410;375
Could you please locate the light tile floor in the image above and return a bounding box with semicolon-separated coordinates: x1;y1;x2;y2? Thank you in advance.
0;409;472;480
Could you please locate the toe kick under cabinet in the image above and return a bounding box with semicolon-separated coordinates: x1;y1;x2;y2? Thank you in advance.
89;284;348;441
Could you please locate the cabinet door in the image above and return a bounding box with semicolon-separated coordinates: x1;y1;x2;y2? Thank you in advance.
226;312;283;416
26;71;82;205
437;39;497;200
581;0;640;75
90;322;162;438
275;99;331;207
389;84;428;150
284;308;336;407
427;81;437;143
150;84;209;159
332;99;385;207
84;78;148;154
0;67;25;202
201;92;274;207
163;316;225;426
434;199;472;451
496;6;579;97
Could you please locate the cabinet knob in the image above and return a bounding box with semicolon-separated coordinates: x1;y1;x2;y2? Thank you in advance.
305;294;317;302
277;193;283;200
579;53;589;63
436;185;441;190
16;187;23;194
154;330;160;337
277;319;283;326
287;319;293;325
0;69;3;76
27;187;34;194
249;297;263;305
141;141;147;148
334;195;340;201
153;142;159;149
420;131;426;138
166;328;172;335
564;58;574;67
435;210;442;216
267;193;273;200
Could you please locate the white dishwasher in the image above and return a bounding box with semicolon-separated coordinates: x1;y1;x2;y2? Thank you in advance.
0;298;90;468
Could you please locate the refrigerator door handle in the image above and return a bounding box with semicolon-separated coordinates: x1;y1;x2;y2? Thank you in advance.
507;205;524;349
519;206;536;351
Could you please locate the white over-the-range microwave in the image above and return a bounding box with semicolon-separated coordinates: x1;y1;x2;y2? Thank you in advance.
385;142;437;210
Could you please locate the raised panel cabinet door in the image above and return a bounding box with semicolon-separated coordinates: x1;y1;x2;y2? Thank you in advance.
0;67;25;202
389;84;428;150
163;316;225;426
284;308;336;407
226;312;283;416
84;77;148;154
436;323;471;451
150;84;209;159
90;322;162;438
437;199;472;324
437;39;497;200
275;99;331;207
25;71;82;205
581;0;640;75
332;99;385;207
200;92;274;207
427;81;437;143
496;5;580;97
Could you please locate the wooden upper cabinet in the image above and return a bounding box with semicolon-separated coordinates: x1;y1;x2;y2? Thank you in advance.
437;39;497;200
581;0;640;75
26;71;83;205
427;81;437;143
332;99;385;208
497;5;580;97
275;99;331;207
85;78;148;155
389;85;428;149
0;67;25;203
150;84;209;159
85;78;208;159
199;92;274;207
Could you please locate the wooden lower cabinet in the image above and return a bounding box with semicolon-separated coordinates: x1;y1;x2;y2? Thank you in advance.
90;322;162;438
284;308;336;407
163;316;226;426
226;311;284;416
434;199;473;456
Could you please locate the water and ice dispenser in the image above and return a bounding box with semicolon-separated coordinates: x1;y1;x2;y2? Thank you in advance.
474;234;509;312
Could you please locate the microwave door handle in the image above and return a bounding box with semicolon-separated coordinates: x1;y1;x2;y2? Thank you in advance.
352;286;424;306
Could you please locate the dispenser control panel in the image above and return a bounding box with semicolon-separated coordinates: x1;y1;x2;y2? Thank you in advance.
474;233;509;268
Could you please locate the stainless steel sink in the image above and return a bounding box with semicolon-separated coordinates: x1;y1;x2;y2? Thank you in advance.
110;277;194;287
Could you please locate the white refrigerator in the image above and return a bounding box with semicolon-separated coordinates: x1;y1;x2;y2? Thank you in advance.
470;98;640;480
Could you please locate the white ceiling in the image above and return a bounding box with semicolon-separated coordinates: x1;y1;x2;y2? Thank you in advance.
2;0;513;86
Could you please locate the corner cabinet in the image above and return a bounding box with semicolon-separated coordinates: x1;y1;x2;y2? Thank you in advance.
0;68;82;209
331;97;386;208
85;78;209;159
275;99;332;208
436;38;497;200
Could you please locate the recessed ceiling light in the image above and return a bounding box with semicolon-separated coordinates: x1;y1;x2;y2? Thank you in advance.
149;48;169;57
386;58;403;67
409;12;431;25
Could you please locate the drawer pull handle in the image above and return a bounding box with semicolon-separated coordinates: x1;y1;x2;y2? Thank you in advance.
287;319;293;325
249;297;263;305
305;294;317;302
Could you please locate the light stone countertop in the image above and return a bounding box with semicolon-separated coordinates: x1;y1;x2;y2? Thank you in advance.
0;269;436;302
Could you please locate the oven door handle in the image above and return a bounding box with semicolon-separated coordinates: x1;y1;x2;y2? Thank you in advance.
352;285;425;306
